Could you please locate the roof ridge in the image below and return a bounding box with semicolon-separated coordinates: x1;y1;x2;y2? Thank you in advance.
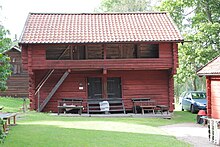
29;12;168;15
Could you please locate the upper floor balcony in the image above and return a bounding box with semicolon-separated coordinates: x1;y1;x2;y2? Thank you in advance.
22;42;176;71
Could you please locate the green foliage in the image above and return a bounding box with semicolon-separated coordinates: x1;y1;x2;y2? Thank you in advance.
96;0;152;12
157;0;185;31
157;0;220;93
0;53;11;91
0;118;6;144
0;25;12;91
0;25;11;53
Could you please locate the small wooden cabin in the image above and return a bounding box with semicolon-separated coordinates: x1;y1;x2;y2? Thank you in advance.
0;46;29;97
19;12;183;112
197;56;220;119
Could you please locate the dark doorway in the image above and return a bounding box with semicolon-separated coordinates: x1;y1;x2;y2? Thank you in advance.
107;77;122;98
87;77;102;98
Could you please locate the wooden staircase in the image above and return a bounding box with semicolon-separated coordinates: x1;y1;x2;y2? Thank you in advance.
39;70;70;112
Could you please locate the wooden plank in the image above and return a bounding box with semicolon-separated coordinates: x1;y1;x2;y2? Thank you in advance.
39;70;70;112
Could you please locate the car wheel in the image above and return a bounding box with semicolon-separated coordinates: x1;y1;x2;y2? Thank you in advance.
190;105;196;113
182;106;184;111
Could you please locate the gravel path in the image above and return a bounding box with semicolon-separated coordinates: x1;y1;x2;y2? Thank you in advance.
160;123;217;147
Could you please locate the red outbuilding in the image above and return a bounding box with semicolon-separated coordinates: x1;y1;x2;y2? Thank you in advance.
0;46;29;97
19;12;183;113
197;55;220;119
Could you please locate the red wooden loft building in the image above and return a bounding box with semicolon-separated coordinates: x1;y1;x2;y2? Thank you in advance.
197;56;220;119
19;12;183;113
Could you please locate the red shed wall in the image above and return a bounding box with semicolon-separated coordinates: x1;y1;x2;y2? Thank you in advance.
34;70;170;112
210;76;220;119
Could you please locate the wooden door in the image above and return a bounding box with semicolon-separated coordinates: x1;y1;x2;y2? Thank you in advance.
107;77;122;98
87;77;102;98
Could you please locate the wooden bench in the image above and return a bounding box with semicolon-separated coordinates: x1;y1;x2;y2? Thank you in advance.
87;98;126;114
132;98;151;114
58;98;83;115
0;113;17;133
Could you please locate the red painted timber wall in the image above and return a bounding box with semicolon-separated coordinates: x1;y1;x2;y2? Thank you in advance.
33;70;171;112
210;76;220;119
22;43;174;70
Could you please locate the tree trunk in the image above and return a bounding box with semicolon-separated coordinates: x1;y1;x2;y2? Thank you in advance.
193;77;197;91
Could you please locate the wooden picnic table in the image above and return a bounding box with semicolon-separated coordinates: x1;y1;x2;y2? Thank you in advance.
58;105;83;115
0;113;17;133
156;105;169;114
57;98;84;115
132;98;151;114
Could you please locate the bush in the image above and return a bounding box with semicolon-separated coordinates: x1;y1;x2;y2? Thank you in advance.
0;118;6;143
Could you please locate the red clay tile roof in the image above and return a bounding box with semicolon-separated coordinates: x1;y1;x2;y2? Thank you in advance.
197;55;220;76
19;12;183;44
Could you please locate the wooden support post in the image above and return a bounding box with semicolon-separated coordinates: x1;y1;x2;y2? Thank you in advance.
172;43;178;74
168;72;174;112
103;44;107;59
70;46;73;60
27;47;36;110
38;91;40;112
29;74;36;110
103;75;107;99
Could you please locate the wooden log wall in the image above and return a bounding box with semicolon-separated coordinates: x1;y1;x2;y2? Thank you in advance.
0;49;29;97
21;42;178;112
27;47;36;110
26;42;174;70
32;70;171;112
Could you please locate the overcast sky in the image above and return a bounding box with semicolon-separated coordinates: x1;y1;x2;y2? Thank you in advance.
0;0;101;40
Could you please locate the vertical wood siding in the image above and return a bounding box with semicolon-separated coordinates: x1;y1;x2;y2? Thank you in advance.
206;77;211;117
210;77;220;119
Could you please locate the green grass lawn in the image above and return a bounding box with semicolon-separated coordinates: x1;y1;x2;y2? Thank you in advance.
0;97;195;147
0;97;29;112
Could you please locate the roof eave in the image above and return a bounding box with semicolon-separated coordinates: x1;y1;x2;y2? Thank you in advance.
18;40;184;45
197;73;220;76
